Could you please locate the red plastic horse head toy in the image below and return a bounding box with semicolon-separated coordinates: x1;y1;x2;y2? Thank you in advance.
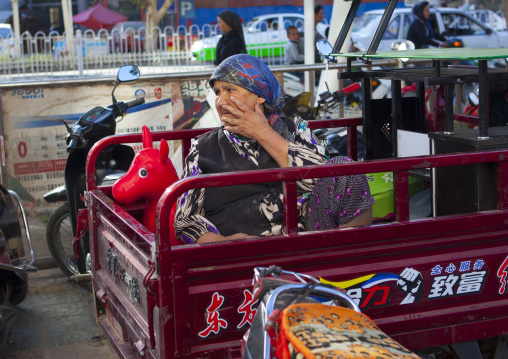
113;126;179;241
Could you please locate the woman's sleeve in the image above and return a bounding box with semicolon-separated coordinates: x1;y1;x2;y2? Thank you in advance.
174;141;220;243
287;118;329;191
414;21;441;47
288;118;328;166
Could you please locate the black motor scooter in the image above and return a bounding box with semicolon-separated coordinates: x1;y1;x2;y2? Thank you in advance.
44;65;144;278
0;186;37;351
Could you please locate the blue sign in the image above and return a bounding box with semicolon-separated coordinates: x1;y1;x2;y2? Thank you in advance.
180;0;195;18
158;0;176;12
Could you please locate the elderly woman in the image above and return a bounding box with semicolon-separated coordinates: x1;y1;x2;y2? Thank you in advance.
175;54;374;244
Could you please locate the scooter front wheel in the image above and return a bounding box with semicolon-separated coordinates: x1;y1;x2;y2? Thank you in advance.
46;203;80;277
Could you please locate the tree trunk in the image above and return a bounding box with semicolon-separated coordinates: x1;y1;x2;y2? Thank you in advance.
144;0;174;52
145;1;155;52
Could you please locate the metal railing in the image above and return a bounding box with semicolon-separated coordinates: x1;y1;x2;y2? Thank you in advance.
0;22;315;81
0;25;220;81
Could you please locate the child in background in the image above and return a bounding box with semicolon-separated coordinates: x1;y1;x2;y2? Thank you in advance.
284;25;305;66
284;25;305;83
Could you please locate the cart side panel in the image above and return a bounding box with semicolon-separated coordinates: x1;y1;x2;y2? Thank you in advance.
89;189;162;358
172;219;508;355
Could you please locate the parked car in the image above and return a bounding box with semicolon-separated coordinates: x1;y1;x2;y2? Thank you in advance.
0;23;14;57
467;9;507;31
191;13;307;62
351;7;508;53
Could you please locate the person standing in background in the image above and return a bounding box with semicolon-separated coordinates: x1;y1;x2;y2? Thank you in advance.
214;10;247;65
284;25;305;83
313;4;326;63
299;4;326;63
284;26;305;66
407;1;447;49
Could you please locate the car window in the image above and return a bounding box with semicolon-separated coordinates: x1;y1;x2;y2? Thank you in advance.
403;14;412;38
478;12;488;23
352;14;382;34
260;17;278;31
244;18;258;29
442;13;486;36
0;28;12;38
383;16;400;40
283;16;304;29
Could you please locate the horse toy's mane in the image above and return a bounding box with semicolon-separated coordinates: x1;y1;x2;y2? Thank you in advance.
112;126;180;244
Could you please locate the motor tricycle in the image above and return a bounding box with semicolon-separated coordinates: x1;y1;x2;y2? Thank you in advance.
44;65;144;278
0;186;37;352
84;1;508;357
85;122;508;359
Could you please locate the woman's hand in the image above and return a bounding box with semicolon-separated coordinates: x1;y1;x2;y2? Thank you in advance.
221;96;272;142
197;232;250;243
221;96;290;167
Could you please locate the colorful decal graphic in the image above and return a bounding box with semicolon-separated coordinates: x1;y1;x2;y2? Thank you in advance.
320;259;487;309
198;292;228;338
497;256;508;294
9;88;45;99
200;290;258;337
154;87;162;100
397;268;423;304
203;258;491;337
321;272;403;309
135;89;146;98
237;289;257;329
428;259;486;299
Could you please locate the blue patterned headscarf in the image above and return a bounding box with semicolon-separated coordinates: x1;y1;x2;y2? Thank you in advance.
209;54;285;115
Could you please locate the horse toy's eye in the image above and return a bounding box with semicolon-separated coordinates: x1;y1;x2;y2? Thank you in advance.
139;168;148;178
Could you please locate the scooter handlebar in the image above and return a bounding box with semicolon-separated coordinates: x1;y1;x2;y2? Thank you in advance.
340;82;361;95
125;97;145;109
67;138;79;153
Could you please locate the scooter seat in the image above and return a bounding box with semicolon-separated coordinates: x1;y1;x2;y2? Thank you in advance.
276;303;420;359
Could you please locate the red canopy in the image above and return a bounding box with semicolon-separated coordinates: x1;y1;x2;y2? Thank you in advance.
73;4;127;29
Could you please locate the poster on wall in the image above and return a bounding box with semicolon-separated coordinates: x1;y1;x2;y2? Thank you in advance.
173;78;211;131
2;80;172;205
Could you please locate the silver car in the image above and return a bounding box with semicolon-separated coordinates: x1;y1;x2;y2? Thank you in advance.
351;7;508;53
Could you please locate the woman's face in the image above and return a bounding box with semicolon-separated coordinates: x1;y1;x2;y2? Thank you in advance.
213;80;265;118
217;17;233;33
423;5;430;19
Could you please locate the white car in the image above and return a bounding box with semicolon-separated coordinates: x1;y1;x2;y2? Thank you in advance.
467;9;507;31
0;24;14;57
191;13;311;62
351;7;508;53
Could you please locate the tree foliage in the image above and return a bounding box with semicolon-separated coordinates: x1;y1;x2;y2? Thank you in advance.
130;0;174;50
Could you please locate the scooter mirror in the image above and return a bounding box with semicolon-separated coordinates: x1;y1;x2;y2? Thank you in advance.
397;40;415;63
316;39;333;56
117;65;140;83
468;92;479;106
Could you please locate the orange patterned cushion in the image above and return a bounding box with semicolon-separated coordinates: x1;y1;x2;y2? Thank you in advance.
276;303;420;359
